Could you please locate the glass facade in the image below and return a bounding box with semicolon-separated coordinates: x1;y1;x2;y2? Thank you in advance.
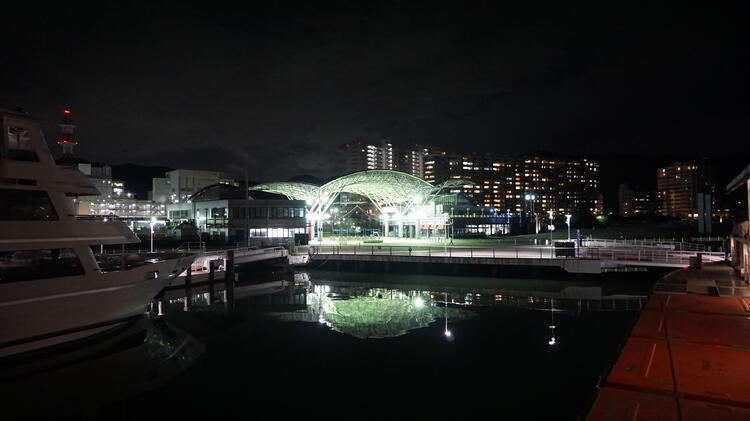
249;228;306;238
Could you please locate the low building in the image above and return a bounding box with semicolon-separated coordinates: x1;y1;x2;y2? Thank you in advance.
153;169;236;204
727;163;750;281
57;156;164;219
618;184;658;217
166;183;306;244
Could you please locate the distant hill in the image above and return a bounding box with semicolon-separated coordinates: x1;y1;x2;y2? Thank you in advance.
112;163;172;200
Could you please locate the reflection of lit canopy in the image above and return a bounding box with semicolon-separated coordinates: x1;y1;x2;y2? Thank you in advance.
284;290;474;339
251;170;462;216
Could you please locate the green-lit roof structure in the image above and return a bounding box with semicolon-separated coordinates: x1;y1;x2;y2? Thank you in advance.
251;170;472;217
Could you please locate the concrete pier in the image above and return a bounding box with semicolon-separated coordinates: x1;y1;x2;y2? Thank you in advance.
311;252;602;274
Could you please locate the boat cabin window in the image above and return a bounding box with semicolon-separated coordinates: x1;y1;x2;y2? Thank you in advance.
0;248;84;283
0;189;58;220
5;126;38;162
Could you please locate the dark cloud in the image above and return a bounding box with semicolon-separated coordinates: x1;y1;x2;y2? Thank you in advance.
1;1;747;180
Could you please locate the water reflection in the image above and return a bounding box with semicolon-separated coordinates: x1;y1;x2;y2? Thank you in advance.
0;316;204;418
263;270;648;341
149;270;648;344
273;285;474;339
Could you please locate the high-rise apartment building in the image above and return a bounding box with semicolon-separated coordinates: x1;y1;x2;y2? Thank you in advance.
423;153;602;215
345;140;440;178
656;162;715;219
345;140;393;172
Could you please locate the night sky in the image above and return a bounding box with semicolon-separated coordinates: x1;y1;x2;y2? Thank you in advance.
1;2;747;182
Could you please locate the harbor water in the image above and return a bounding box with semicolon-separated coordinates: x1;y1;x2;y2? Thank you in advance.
2;269;659;419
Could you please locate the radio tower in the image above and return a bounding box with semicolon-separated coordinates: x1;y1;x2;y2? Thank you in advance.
57;109;79;157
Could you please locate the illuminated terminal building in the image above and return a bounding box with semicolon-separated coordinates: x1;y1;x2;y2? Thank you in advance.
251;170;533;241
424;153;602;216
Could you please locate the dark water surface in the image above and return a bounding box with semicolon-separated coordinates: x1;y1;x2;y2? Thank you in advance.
3;270;657;420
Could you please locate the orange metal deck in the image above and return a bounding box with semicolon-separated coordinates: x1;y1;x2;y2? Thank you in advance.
587;264;750;421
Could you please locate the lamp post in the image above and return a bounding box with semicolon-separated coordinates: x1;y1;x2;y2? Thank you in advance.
524;194;536;234
565;214;572;241
149;217;156;253
547;210;554;246
244;152;250;247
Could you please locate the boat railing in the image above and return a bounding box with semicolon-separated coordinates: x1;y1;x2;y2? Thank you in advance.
71;214;120;221
96;251;191;272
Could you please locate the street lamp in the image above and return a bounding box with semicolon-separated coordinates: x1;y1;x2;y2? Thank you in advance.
565;214;572;240
524;194;537;234
548;210;555;245
149;217;156;253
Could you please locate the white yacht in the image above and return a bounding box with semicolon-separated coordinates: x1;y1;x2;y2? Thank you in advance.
0;108;194;357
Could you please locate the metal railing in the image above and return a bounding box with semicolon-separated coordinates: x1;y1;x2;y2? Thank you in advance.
176;241;206;252
581;238;710;252
308;244;726;266
578;248;726;265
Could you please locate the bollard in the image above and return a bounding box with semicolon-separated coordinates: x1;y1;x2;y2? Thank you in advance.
185;266;192;309
225;250;235;306
208;260;215;304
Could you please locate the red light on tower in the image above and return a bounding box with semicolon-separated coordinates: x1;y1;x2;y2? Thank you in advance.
58;109;78;156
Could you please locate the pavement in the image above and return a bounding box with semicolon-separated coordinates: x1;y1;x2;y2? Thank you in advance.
586;262;750;420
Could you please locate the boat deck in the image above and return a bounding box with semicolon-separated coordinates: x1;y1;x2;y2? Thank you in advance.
586;262;750;420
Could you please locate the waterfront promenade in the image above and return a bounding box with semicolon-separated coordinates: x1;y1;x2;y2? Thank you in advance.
586;262;750;420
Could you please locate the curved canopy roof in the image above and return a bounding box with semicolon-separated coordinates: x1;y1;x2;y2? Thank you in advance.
249;181;320;203
189;183;246;202
251;170;439;214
